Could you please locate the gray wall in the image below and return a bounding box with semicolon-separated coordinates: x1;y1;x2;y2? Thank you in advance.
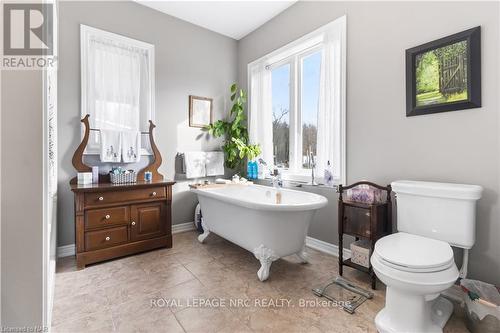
58;1;237;246
1;70;44;325
238;1;500;284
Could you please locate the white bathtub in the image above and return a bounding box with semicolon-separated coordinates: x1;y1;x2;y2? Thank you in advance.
191;184;328;281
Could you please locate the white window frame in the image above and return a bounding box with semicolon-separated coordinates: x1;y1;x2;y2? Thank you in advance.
248;16;346;184
80;24;155;155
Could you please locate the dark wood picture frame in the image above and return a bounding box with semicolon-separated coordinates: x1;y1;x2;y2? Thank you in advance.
189;95;213;128
406;26;481;117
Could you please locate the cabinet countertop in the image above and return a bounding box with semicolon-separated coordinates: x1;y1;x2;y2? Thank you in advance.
70;179;176;192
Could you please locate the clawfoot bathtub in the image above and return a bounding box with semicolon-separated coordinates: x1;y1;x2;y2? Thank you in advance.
191;184;328;281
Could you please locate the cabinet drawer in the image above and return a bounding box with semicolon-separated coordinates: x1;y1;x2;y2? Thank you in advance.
85;226;129;251
85;206;129;229
343;205;371;237
85;187;166;207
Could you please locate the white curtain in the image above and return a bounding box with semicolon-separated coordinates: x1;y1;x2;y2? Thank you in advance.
248;62;273;165
86;36;150;151
317;29;342;180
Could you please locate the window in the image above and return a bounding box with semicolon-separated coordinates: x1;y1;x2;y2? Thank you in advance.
271;63;290;169
300;50;321;170
248;16;346;184
81;25;155;154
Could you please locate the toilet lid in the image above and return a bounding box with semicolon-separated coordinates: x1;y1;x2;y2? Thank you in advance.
374;233;454;272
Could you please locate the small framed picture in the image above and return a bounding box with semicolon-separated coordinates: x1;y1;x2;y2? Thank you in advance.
189;95;213;128
406;26;481;117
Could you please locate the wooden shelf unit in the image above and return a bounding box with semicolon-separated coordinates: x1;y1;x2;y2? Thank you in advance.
338;182;392;289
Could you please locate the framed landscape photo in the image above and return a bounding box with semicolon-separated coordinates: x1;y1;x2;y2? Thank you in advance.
189;95;213;128
406;26;481;117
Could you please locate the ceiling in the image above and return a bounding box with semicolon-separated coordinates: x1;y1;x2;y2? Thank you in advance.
137;1;297;40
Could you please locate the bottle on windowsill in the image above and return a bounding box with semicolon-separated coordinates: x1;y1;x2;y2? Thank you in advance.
247;160;253;180
324;160;334;187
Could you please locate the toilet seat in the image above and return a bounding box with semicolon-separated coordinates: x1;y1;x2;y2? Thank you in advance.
374;233;454;273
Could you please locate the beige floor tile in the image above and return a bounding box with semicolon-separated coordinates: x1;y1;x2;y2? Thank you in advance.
174;306;247;333
52;310;114;333
53;231;470;333
111;293;184;333
148;278;231;314
52;288;110;327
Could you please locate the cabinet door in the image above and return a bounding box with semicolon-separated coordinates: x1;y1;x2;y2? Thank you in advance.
130;202;167;241
343;205;372;238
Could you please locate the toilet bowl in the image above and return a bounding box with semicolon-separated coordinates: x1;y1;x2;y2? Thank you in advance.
372;180;482;333
371;232;459;333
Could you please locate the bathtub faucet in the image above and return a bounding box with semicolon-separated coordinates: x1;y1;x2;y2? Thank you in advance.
307;151;319;186
271;168;283;188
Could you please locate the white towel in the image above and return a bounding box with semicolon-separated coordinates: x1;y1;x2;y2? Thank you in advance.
100;129;121;162
122;130;141;163
184;152;206;178
206;152;225;176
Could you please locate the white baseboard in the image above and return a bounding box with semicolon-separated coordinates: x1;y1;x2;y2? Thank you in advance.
305;236;351;258
172;221;196;234
57;224;345;259
57;221;197;258
57;244;76;258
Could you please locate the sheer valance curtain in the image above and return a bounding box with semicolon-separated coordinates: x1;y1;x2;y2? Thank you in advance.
81;25;154;154
248;16;346;183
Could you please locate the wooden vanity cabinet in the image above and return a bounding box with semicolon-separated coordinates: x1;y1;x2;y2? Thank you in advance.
71;180;175;269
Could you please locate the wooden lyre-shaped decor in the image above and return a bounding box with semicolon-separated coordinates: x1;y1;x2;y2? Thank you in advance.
137;120;164;182
70;114;164;184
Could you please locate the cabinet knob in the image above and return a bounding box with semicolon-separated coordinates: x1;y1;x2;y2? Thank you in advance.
105;214;110;220
365;212;371;217
131;221;136;226
152;191;157;196
105;236;110;241
98;196;104;201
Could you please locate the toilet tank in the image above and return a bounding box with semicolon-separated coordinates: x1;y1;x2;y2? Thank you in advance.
392;180;482;249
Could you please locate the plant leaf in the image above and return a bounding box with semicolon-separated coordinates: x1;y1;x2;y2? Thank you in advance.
209;83;261;173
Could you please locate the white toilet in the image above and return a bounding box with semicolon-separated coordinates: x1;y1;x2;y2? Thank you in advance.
371;180;482;333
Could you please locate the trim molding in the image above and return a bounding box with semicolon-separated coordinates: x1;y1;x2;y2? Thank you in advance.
172;221;196;234
57;244;76;258
57;225;347;259
57;222;196;258
305;236;351;258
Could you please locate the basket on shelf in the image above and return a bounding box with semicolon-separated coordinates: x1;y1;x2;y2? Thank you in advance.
110;172;137;184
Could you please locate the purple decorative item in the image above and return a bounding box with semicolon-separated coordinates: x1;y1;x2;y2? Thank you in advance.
92;166;99;183
346;185;383;204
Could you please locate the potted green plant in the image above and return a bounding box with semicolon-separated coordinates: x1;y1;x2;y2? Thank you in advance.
205;83;261;174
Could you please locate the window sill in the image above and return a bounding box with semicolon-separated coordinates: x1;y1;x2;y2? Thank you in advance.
257;177;339;191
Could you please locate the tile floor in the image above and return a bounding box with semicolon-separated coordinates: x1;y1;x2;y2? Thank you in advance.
53;231;469;332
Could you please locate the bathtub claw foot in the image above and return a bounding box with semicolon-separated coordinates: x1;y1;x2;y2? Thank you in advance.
253;245;279;282
295;246;308;264
257;262;272;282
197;219;210;243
